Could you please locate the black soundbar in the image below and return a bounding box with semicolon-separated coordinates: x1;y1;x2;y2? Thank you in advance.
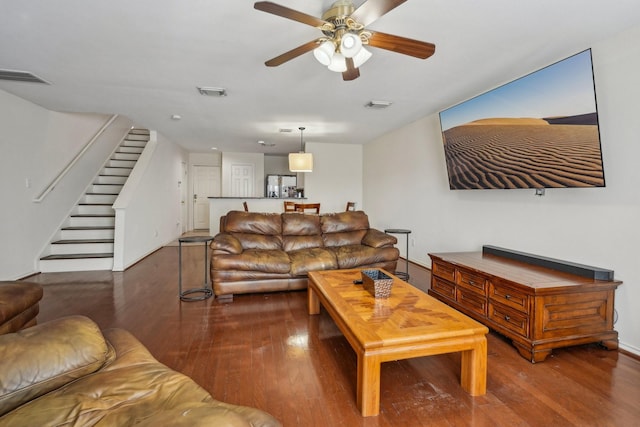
482;245;615;281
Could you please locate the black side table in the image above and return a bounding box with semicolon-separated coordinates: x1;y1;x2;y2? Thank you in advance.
384;229;411;282
178;235;214;301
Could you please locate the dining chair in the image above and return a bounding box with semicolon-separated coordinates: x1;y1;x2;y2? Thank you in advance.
345;201;356;211
284;201;296;212
294;203;320;213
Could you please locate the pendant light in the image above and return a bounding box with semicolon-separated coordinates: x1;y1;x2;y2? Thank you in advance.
289;127;313;172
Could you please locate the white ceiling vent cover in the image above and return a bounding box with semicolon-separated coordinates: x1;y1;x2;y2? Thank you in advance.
0;69;50;84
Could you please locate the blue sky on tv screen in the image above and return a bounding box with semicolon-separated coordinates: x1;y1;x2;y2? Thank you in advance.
439;50;597;131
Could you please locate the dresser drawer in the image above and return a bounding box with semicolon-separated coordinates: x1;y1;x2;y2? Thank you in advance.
432;260;455;281
457;287;487;317
489;282;529;314
489;302;529;337
431;276;456;300
456;269;487;293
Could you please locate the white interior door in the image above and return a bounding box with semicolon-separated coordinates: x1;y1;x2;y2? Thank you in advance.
193;165;220;230
231;164;254;197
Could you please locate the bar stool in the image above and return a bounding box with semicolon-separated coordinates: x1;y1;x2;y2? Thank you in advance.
178;235;214;301
384;228;411;282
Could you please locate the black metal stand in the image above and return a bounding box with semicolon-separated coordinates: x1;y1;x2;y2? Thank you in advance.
384;229;411;282
178;235;214;301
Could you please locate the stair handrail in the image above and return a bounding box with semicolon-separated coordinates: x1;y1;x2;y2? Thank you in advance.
33;114;120;203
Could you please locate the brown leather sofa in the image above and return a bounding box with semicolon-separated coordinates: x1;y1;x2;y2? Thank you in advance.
0;281;43;335
0;315;281;426
211;210;399;298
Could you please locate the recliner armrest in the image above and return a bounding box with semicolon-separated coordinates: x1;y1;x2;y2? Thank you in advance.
362;229;397;248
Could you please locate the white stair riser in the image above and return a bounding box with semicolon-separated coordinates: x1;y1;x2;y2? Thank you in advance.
118;146;144;154
95;175;127;185
102;167;132;177
50;242;114;255
84;194;118;204
112;152;140;161
40;257;114;273
125;134;149;141
69;216;115;227
91;184;123;194
60;228;114;240
108;159;136;168
75;205;115;215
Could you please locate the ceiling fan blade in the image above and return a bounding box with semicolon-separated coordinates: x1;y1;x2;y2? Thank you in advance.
342;58;360;81
367;30;435;59
254;1;330;28
350;0;408;27
264;40;319;67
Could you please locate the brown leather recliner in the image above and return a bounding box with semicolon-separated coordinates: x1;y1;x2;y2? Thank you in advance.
0;315;281;426
0;281;43;335
211;210;399;298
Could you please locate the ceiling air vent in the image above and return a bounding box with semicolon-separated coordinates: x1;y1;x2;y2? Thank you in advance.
0;69;50;84
364;100;392;109
196;86;227;97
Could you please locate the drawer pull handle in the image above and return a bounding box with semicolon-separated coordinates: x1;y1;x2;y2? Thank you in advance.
468;280;475;285
504;315;511;321
505;294;511;300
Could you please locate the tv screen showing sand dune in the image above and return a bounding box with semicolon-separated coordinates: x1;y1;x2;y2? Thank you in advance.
439;50;605;190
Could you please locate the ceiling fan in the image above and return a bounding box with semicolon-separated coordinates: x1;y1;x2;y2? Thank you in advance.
254;0;436;81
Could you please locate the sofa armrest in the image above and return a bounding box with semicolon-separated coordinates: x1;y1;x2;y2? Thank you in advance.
211;233;243;254
0;315;112;417
362;229;397;248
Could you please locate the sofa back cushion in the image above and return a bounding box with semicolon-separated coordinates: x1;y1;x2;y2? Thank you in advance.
0;315;113;417
321;211;370;247
223;211;283;250
282;213;323;251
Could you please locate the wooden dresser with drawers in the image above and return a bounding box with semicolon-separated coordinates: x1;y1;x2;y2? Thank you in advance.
428;250;621;362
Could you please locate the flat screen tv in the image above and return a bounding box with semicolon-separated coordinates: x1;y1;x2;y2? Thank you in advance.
439;49;605;190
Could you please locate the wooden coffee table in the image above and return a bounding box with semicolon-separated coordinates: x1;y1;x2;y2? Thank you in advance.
307;269;488;417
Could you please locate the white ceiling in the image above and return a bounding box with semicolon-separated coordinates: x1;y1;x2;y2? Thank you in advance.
2;0;640;155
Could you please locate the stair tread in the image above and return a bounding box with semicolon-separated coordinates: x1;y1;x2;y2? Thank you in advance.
41;253;113;260
71;214;116;217
53;239;114;244
62;226;115;230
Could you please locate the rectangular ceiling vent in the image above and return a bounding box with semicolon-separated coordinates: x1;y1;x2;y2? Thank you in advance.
196;86;227;97
0;69;50;84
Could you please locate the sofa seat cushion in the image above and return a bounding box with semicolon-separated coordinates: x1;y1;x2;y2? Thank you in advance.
0;281;43;335
0;315;113;417
213;249;290;274
289;248;339;276
330;245;401;269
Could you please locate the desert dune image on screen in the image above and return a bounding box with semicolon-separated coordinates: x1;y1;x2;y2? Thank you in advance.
439;50;605;190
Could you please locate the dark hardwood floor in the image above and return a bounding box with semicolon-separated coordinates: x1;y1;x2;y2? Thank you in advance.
25;246;640;426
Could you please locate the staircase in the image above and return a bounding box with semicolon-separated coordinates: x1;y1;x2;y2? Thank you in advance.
39;129;149;272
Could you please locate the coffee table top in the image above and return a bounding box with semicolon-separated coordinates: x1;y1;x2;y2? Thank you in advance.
308;269;488;350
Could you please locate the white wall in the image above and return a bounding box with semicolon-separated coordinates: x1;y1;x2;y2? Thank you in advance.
303;142;363;213
113;132;187;270
363;25;640;355
0;88;132;279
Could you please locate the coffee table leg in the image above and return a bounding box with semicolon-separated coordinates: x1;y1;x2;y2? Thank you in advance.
308;286;320;315
357;352;381;416
460;335;487;396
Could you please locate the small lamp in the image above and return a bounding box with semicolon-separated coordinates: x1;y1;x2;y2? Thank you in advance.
289;127;313;172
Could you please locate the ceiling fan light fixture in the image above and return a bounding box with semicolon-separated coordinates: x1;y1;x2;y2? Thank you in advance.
313;40;335;66
328;52;347;72
340;32;362;58
352;46;372;68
